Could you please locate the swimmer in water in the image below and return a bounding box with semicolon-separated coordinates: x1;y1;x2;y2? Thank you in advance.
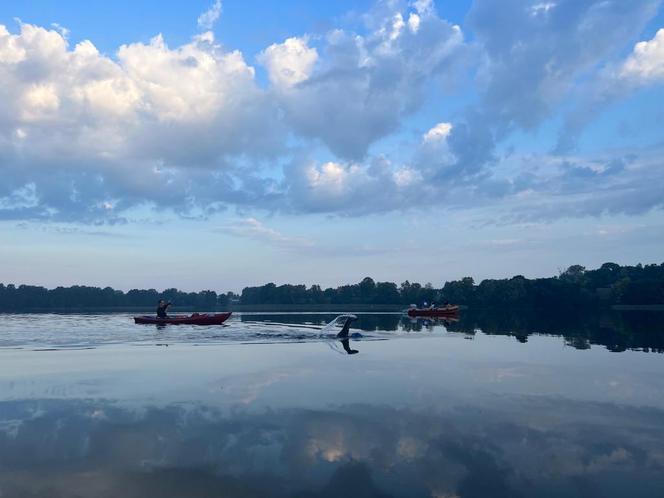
336;315;358;339
340;338;359;354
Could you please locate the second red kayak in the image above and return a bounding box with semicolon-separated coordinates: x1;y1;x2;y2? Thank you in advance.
134;312;232;325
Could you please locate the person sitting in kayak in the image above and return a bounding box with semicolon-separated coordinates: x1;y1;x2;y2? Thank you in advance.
156;300;171;318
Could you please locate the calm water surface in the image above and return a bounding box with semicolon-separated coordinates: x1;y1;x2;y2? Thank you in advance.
1;311;664;497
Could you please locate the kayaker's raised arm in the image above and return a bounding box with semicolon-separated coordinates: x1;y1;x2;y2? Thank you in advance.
156;300;171;318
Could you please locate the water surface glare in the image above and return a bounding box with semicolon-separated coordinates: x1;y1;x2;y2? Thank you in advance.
1;311;663;497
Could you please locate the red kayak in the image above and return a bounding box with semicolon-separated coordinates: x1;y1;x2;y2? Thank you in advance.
407;306;459;318
133;312;232;325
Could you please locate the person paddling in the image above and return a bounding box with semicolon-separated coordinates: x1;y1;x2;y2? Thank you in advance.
156;300;171;319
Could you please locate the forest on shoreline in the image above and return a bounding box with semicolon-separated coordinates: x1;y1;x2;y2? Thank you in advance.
1;262;663;311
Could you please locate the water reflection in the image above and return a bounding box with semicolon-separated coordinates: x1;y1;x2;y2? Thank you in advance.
340;338;359;355
1;310;662;352
447;309;664;353
240;310;664;353
2;311;664;497
2;397;663;497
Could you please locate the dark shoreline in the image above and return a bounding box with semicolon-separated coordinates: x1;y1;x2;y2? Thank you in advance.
611;304;664;311
2;304;664;313
0;304;405;313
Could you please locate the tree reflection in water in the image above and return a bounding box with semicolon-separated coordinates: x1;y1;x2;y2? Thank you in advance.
242;310;664;353
444;309;664;353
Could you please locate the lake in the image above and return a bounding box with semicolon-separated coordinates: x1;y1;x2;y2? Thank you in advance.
1;310;664;497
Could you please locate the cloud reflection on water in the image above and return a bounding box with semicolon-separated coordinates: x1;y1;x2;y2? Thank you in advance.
1;396;663;498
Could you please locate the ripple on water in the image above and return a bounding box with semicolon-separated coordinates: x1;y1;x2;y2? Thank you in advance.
0;313;416;350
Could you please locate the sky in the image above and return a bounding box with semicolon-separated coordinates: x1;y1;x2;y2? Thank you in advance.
0;0;663;292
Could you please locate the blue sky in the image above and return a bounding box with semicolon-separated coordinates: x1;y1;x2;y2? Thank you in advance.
0;0;663;292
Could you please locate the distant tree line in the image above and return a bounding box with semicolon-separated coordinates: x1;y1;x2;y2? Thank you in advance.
238;279;437;305
1;262;662;310
0;285;238;311
239;262;664;307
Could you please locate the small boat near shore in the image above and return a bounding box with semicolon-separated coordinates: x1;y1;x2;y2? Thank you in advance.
133;312;232;325
407;306;459;318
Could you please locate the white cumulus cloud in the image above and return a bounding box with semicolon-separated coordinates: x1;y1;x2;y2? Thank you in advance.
259;37;318;88
0;0;662;226
620;28;664;84
423;122;452;142
262;2;470;160
0;21;280;222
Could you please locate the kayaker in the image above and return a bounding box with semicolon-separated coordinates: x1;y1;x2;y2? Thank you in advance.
156;300;171;318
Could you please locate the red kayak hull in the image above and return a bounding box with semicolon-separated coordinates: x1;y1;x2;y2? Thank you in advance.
407;307;459;317
133;312;232;325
